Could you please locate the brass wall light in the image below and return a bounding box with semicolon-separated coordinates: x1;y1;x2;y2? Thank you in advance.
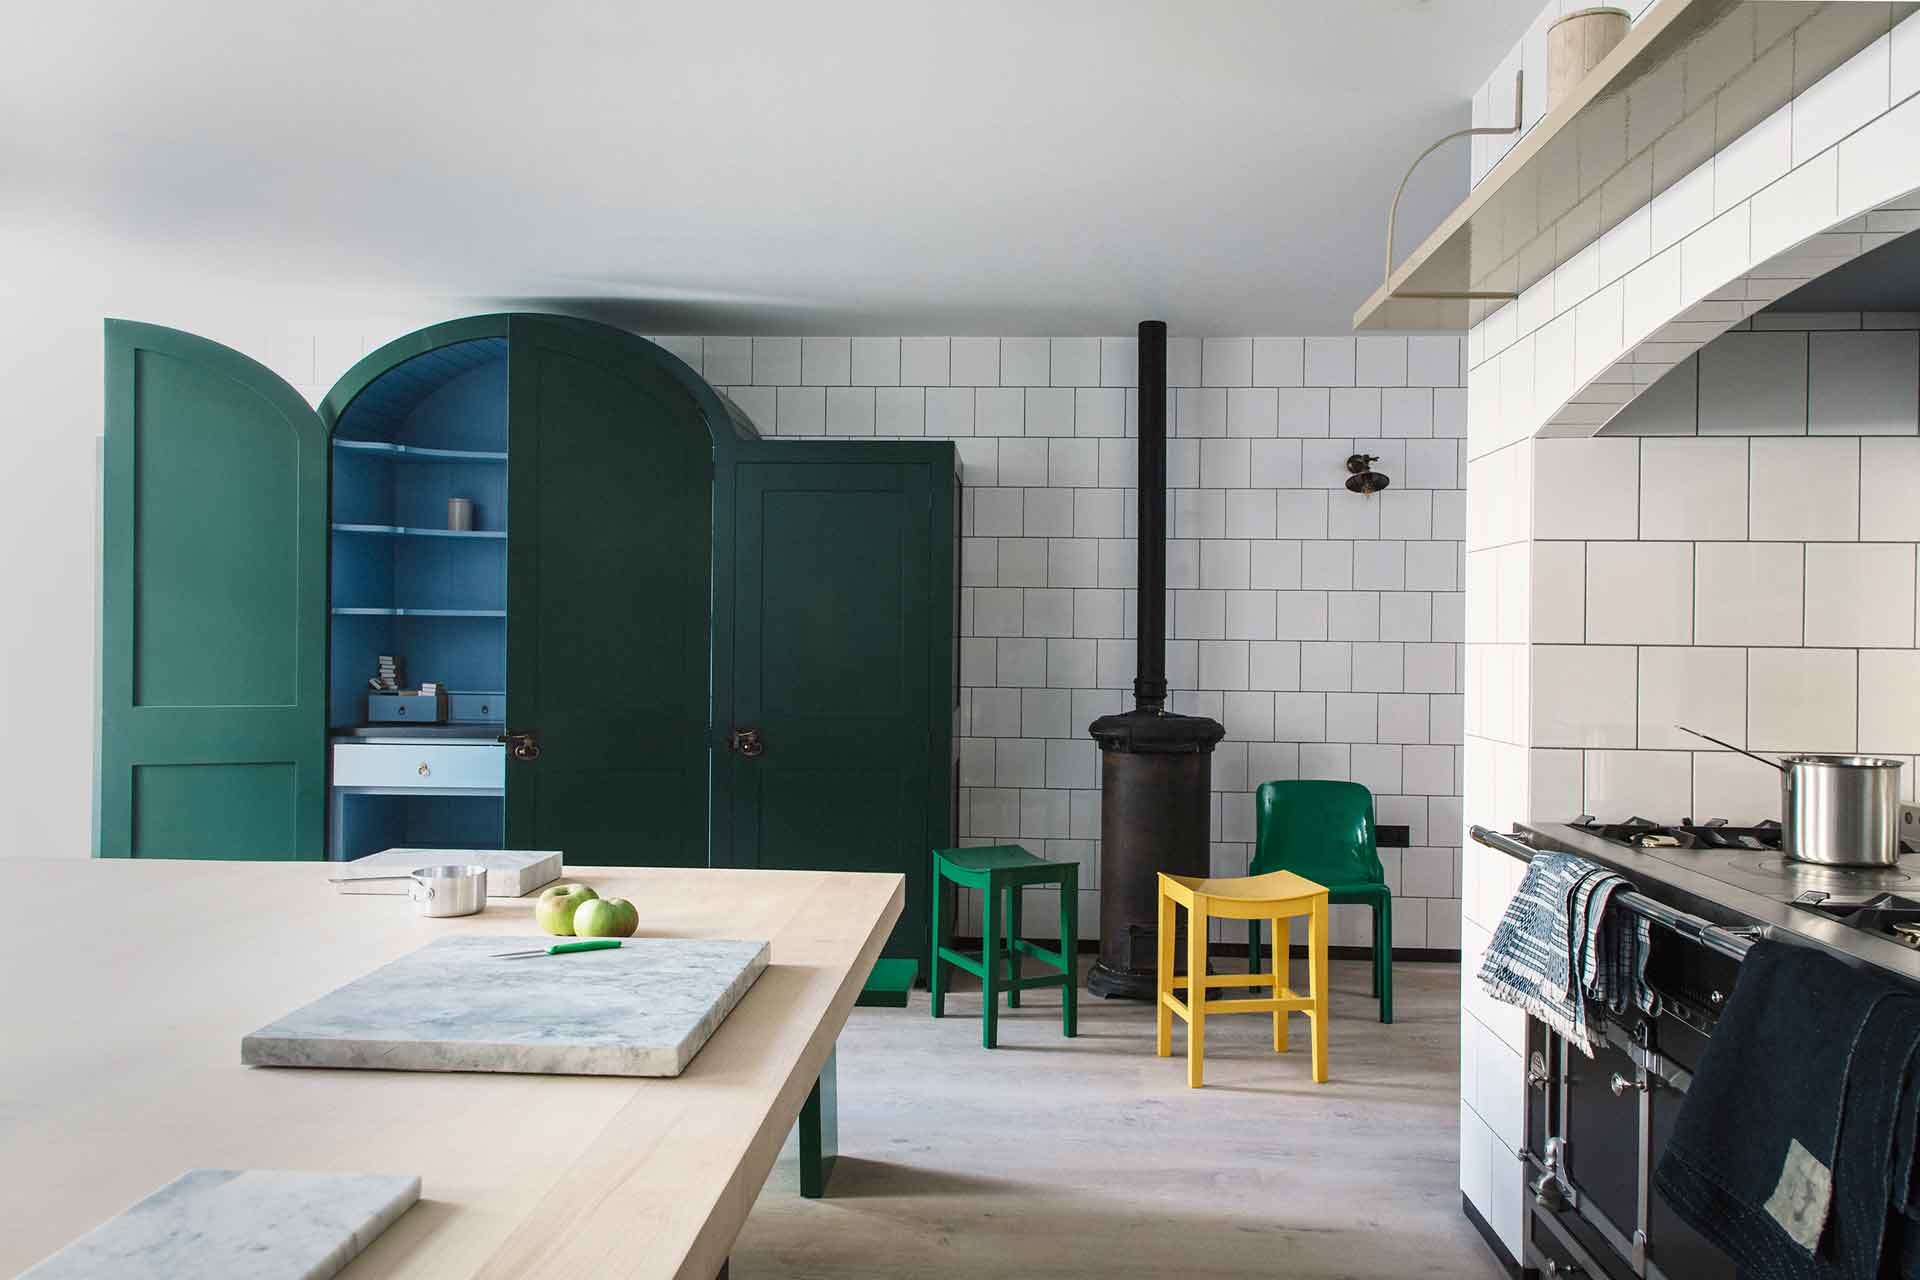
1346;453;1390;496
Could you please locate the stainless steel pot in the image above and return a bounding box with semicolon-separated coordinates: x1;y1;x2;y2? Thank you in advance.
1676;727;1905;867
328;864;489;917
1780;755;1905;867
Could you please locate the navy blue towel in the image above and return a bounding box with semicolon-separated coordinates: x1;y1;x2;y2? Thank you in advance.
1653;939;1920;1279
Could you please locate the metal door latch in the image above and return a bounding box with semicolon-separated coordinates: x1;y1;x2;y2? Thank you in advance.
728;728;765;758
497;731;541;761
1532;1137;1570;1211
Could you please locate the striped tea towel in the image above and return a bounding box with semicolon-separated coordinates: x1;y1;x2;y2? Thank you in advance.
1479;851;1658;1057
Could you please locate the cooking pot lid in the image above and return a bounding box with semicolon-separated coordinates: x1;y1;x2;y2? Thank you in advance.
1780;754;1906;769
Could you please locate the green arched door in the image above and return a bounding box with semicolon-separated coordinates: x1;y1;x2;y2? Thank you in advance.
500;315;716;866
99;322;329;858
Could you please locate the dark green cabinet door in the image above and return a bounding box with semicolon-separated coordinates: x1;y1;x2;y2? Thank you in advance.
504;316;712;866
99;322;328;859
728;457;951;958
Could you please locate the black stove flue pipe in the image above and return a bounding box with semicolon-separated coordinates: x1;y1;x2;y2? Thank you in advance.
1133;321;1169;714
1086;321;1225;1000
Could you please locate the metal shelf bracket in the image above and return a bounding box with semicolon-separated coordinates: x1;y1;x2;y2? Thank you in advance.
1382;71;1525;301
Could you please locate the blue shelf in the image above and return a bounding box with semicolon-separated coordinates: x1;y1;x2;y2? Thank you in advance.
333;440;507;463
332;607;506;618
329;344;509;729
332;523;506;540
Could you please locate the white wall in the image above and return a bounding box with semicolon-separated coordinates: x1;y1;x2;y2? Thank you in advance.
0;231;469;859
690;334;1467;949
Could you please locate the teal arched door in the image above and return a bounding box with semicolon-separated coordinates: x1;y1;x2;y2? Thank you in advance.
99;322;330;858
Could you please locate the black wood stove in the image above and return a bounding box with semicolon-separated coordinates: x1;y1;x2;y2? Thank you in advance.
1085;321;1224;1000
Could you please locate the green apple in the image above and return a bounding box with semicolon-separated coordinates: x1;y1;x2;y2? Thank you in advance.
535;883;597;936
574;896;638;938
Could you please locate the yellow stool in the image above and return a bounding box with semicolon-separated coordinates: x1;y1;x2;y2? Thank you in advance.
1156;869;1330;1088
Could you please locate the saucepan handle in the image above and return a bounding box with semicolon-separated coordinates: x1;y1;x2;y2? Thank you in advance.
1674;724;1785;772
328;872;436;901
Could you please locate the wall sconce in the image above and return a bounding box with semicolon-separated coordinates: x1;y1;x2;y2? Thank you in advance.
1345;453;1391;496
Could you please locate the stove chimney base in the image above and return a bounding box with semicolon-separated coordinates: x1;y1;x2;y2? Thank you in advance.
1084;716;1223;1001
1087;957;1158;1001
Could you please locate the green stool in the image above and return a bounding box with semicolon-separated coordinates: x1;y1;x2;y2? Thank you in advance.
930;844;1078;1048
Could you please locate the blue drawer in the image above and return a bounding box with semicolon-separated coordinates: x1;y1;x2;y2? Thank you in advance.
331;743;505;790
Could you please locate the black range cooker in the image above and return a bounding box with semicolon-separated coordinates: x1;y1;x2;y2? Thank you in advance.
1477;819;1920;1280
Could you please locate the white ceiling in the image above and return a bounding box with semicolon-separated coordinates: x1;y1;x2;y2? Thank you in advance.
6;1;1541;335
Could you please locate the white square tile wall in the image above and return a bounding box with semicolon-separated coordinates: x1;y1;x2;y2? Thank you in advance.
1524;313;1920;827
1465;3;1920;1254
692;334;1466;952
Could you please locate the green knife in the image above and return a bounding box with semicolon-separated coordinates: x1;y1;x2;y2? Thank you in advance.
492;939;624;960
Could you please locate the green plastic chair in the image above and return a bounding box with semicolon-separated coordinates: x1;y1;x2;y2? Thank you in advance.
1247;779;1392;1024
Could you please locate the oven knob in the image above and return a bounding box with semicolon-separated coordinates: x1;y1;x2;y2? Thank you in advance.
1610;1071;1648;1097
1542;1262;1584;1277
1709;990;1725;1006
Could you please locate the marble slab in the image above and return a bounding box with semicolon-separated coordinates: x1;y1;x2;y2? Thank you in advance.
331;848;562;897
242;935;770;1077
19;1169;419;1280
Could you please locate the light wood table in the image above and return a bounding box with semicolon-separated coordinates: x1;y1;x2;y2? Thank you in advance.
0;859;903;1280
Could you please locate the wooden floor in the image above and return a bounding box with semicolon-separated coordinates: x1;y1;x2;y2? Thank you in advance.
737;958;1503;1279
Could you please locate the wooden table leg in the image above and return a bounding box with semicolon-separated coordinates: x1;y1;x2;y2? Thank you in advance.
798;1048;839;1198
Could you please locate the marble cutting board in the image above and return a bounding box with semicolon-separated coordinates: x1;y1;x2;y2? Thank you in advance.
18;1169;419;1280
242;935;770;1077
330;848;562;897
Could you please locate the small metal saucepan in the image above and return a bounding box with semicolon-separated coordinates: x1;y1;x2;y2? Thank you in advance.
328;864;490;917
1677;726;1904;867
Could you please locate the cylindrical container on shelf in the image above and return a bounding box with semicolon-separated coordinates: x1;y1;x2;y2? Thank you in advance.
1548;7;1630;112
447;497;474;531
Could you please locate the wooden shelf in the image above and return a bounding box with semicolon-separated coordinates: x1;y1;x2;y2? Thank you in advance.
331;608;506;618
1352;0;1866;331
332;523;506;540
333;440;507;463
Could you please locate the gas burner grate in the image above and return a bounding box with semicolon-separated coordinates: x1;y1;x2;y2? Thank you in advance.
1571;816;1784;852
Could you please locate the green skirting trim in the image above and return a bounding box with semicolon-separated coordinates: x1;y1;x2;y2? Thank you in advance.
856;956;918;1008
